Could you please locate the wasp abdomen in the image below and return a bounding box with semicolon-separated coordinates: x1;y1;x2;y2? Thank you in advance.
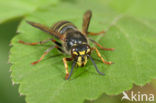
51;21;77;34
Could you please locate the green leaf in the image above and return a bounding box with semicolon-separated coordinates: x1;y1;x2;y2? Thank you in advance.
9;1;156;103
108;0;156;19
0;0;59;23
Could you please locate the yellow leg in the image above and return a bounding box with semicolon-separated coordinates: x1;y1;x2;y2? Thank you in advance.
92;47;112;65
63;57;73;80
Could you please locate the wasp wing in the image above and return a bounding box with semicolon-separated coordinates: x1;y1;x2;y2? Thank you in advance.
26;21;63;40
82;10;92;35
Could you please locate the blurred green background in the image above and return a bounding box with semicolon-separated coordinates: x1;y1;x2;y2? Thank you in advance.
0;0;156;103
0;18;25;103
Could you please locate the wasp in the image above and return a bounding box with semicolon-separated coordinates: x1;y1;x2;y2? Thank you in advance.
19;10;114;80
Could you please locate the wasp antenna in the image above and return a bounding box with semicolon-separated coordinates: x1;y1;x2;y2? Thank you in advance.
87;55;104;75
67;61;77;80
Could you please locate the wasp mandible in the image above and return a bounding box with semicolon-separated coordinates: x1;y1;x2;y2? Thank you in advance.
19;10;114;80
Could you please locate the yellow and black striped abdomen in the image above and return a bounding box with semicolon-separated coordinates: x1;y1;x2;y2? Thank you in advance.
51;21;77;34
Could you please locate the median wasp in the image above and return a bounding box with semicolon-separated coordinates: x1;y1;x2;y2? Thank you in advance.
19;10;114;80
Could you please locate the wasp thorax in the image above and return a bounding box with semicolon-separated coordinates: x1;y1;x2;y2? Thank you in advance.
71;44;91;67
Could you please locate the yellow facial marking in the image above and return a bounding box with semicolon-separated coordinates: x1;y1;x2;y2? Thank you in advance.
79;51;85;55
73;51;78;55
76;56;88;67
83;56;88;65
87;49;90;53
77;57;82;66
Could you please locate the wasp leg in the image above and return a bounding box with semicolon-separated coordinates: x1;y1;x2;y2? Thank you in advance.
18;39;52;46
91;47;113;65
88;31;105;36
90;39;114;51
82;10;92;35
19;38;62;47
63;57;73;80
32;46;56;65
51;39;62;47
55;46;64;53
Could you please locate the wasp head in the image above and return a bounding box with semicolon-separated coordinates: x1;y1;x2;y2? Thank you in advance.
71;44;91;67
